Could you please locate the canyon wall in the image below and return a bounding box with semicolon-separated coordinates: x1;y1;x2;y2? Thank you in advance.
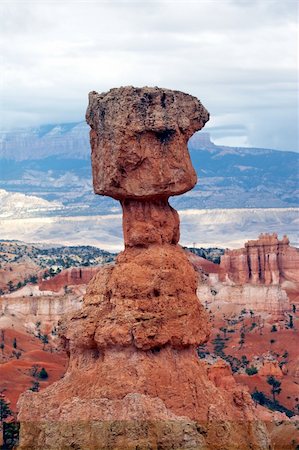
220;233;299;286
18;87;271;449
197;283;290;318
0;294;82;331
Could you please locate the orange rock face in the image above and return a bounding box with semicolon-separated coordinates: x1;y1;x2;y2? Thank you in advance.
122;199;180;247
220;233;299;286
18;87;271;449
64;246;209;354
259;361;284;378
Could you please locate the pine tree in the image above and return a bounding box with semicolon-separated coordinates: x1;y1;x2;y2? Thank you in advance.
267;375;281;402
41;334;48;350
0;397;12;422
7;281;14;292
38;367;48;379
29;381;40;392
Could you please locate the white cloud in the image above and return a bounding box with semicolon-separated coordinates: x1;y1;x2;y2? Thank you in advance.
0;0;297;150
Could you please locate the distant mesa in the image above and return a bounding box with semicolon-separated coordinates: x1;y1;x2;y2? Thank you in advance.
1;117;298;210
188;131;217;150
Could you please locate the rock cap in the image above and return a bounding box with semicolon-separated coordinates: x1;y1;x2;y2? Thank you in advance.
86;86;209;200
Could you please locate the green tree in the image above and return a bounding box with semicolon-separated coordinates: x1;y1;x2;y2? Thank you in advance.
38;367;48;379
29;275;38;284
292;304;296;313
252;390;266;406
49;267;57;277
29;364;39;378
271;325;277;332
212;334;225;357
41;334;48;350
267;375;281;402
13;350;21;360
0;342;4;354
3;421;20;448
12;338;17;349
29;381;40;392
241;355;249;368
288;315;294;329
239;331;245;349
220;327;227;339
0;397;12;422
7;281;14;292
246;366;258;376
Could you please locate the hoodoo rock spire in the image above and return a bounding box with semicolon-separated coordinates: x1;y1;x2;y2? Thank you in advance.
17;87;270;449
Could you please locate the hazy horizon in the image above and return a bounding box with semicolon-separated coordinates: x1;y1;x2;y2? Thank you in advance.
0;119;298;154
0;0;298;152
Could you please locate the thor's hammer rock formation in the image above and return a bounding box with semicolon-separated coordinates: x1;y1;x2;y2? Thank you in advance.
17;87;270;449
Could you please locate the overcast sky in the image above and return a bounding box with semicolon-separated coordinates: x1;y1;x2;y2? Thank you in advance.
0;0;298;151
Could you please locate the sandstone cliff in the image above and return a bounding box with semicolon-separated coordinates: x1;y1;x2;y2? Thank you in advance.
197;282;291;318
18;87;271;449
0;293;82;332
199;233;299;318
220;233;299;286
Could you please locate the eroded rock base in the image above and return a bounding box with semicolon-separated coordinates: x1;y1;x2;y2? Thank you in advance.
19;419;270;450
18;348;269;450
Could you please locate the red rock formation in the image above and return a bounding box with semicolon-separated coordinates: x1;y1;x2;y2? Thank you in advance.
206;359;237;390
259;361;283;378
220;233;299;286
18;87;270;449
38;266;100;292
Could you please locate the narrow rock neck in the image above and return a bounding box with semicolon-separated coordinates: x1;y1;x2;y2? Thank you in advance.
121;198;180;248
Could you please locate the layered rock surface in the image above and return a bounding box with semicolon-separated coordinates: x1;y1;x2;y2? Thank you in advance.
18;87;271;449
193;235;295;318
197;282;290;318
220;233;299;286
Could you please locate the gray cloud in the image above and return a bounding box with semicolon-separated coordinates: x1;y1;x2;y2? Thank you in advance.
0;0;297;151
